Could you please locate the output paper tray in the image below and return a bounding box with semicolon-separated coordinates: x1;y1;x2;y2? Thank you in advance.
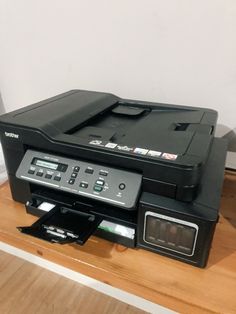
18;205;102;245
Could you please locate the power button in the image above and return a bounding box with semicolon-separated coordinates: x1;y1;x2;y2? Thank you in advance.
119;183;126;190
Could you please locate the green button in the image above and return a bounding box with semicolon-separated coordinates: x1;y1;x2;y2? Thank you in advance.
94;185;103;192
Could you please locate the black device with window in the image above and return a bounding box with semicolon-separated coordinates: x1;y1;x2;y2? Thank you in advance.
0;90;227;267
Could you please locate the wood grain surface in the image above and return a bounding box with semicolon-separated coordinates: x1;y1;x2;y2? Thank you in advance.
0;251;146;314
0;171;236;314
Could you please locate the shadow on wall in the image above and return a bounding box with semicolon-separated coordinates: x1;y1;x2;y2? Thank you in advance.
223;129;236;152
216;124;236;152
0;93;5;114
216;124;236;170
224;129;236;170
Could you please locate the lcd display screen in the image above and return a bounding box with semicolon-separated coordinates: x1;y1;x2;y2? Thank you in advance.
33;159;58;170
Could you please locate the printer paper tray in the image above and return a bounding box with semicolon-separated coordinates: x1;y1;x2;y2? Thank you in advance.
18;205;102;245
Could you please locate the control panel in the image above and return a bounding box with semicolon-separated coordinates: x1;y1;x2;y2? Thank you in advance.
16;149;142;209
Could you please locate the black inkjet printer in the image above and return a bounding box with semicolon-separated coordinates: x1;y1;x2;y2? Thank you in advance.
0;90;227;267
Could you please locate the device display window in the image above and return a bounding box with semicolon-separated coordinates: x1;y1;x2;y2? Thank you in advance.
32;158;68;172
144;212;198;256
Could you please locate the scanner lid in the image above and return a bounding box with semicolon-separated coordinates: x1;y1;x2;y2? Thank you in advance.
0;89;217;168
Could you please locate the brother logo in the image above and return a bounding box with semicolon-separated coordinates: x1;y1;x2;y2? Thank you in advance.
4;131;19;139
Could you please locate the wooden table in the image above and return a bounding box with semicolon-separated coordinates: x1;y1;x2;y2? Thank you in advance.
0;171;236;314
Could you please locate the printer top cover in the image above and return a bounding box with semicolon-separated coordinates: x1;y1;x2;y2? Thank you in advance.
0;90;218;201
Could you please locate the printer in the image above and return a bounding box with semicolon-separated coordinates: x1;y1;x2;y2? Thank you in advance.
0;90;227;267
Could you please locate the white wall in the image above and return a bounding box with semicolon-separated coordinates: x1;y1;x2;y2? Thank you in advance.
0;0;236;129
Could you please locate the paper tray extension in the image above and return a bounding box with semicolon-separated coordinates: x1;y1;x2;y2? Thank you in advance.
18;206;102;245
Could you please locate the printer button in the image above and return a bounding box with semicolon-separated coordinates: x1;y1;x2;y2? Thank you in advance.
79;182;88;188
95;180;105;186
71;172;78;178
68;179;75;185
94;185;103;192
85;168;94;174
119;183;126;190
36;171;44;177
45;174;52;179
99;170;108;176
54;176;61;182
73;166;80;172
28;169;35;175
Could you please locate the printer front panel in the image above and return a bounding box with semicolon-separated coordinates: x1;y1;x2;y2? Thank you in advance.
16;149;142;210
6;145;141;247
